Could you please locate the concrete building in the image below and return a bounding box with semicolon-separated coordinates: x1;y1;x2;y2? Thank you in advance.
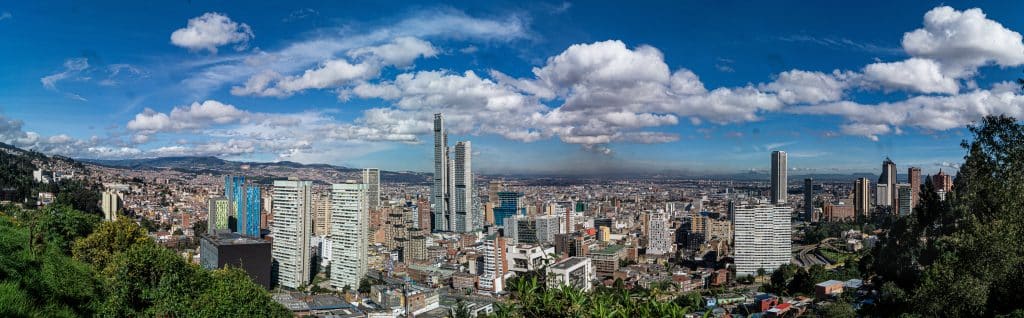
453;141;474;233
771;151;788;204
933;169;953;193
432;113;450;232
200;232;272;289
312;191;332;236
547;257;595;292
646;210;672;255
478;234;507;292
875;183;890;207
908;167;921;208
822;203;855;222
506;244;554;273
535;215;561;244
854;178;871;218
733;204;791;277
362;168;381;211
270;180;313;289
101;190;122;221
330;182;368;290
591;244;624;278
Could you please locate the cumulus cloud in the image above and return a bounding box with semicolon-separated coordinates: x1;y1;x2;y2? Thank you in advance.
170;12;254;53
127;100;251;134
902;6;1024;77
761;70;851;104
862;58;959;94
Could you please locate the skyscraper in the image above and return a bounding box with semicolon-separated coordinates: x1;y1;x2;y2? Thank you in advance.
329;182;368;290
803;178;814;221
879;158;897;207
270;180;313;289
854;178;871;218
432;113;450;232
453;141;473;232
243;186;261;237
771;151;787;204
363;168;381;211
225;176;245;231
733;204;791;276
908;167;921;208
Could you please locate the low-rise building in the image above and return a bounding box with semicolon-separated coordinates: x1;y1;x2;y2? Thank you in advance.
546;257;595;292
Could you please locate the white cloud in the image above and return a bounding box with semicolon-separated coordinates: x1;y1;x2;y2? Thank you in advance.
0;12;11;22
902;6;1024;77
127;100;251;133
182;9;527;98
170;12;254;53
762;69;851;104
41;58;89;90
789;90;1024;140
862;58;959;94
347;36;438;67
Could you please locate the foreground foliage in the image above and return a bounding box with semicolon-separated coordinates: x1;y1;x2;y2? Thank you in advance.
488;275;702;318
865;115;1024;316
0;204;290;317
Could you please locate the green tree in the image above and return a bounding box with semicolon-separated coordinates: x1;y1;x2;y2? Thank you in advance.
192;267;291;317
33;204;101;254
818;301;856;318
72;217;151;270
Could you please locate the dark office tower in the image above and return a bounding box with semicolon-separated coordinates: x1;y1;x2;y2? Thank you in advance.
432;113;450;232
803;178;814;221
200;232;272;289
771;151;787;204
878;157;897;207
854;178;871;218
908;167;921;208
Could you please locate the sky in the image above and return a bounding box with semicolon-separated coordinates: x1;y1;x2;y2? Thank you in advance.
1;1;1023;175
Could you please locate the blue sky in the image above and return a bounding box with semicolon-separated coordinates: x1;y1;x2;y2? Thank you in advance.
2;1;1023;175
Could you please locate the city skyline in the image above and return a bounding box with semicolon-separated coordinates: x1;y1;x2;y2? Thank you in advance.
3;1;1024;175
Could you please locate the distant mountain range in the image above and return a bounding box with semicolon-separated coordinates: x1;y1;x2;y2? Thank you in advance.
81;156;430;184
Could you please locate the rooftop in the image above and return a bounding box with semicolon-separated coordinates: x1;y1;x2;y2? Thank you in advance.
201;232;269;246
550;257;590;270
815;280;845;287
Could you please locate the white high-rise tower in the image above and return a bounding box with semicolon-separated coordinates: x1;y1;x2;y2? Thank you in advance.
329;182;368;290
771;150;788;204
362;168;380;210
733;204;791;276
454;141;473;232
270;180;313;289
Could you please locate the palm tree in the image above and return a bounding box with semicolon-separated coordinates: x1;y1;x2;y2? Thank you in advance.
449;300;471;318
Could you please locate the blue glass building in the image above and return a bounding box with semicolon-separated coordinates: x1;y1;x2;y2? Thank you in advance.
225;176;245;232
225;176;261;237
244;186;261;237
494;191;524;226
